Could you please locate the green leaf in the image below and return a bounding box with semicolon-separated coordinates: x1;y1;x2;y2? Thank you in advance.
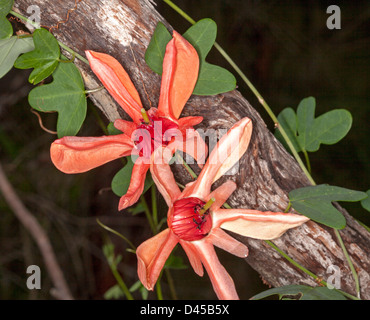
145;19;236;96
14;28;60;84
0;36;34;78
296;97;315;150
183;18;236;95
305;109;353;152
275;97;352;153
289;184;368;229
251;284;347;300
0;0;13;16
275;107;301;152
0;0;13;39
0;17;12;40
107;122;123;135
192;62;236;95
111;157;153;197
128;202;146;215
129;281;148;300
28;59;87;137
182;18;216;61
144;22;172;75
164;254;188;270
104;284;124;300
360;190;370;212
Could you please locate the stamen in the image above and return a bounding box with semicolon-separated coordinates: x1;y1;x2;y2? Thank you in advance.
140;108;150;124
199;197;215;216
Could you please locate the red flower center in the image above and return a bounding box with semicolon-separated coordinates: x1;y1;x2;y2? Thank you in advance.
134;112;179;158
169;197;213;241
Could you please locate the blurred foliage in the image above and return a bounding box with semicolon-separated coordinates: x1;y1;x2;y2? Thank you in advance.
0;0;369;299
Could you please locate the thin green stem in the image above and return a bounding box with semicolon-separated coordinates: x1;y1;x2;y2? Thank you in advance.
140;195;156;234
57;41;89;65
85;86;105;94
334;229;360;298
9;10;89;65
265;240;322;282
284;201;292;213
265;240;360;300
96;219;136;251
175;151;197;179
156;271;164;300
88;103;109;135
16;33;33;39
151;185;158;227
164;268;178;300
10;10;39;28
163;0;196;24
58;54;75;63
110;263;134;300
302;150;312;175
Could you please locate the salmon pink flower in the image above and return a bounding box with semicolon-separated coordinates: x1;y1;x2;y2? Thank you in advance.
136;117;309;300
50;31;207;210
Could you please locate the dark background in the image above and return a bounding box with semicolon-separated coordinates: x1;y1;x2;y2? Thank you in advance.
0;0;369;299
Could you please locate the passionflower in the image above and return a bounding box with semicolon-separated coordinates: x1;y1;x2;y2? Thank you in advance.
50;31;207;210
136;117;309;300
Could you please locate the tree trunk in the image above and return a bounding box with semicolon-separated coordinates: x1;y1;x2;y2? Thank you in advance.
13;0;370;299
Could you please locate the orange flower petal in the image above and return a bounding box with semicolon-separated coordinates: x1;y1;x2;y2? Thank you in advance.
192;241;239;300
206;180;237;211
86;50;143;124
50;134;134;173
207;228;249;258
150;148;181;207
213;209;309;240
157;31;199;120
177;116;204;129
186;117;253;199
137;229;178;290
114;119;137;136
118;158;150;210
180;240;204;276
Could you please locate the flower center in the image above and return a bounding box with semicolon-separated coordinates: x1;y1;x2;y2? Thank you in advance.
134;108;179;158
169;197;214;241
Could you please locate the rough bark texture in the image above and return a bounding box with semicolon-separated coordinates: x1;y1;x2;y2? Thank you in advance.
13;0;370;299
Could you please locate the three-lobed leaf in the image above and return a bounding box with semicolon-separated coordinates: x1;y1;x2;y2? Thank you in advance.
0;36;34;78
28;58;87;137
182;18;236;95
14;28;60;84
182;18;216;62
145;19;236;95
0;0;13;40
289;184;368;229
251;284;347;300
275;97;352;153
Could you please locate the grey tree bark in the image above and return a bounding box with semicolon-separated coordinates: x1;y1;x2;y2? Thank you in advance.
13;0;370;299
